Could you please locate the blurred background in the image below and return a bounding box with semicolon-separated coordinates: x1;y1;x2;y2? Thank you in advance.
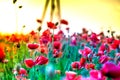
0;0;120;35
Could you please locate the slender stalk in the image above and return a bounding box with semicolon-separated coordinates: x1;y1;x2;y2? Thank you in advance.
41;0;50;25
50;0;55;22
56;0;61;30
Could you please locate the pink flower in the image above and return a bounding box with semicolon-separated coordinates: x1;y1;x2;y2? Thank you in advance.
99;55;110;64
27;43;39;50
101;62;120;78
35;55;48;65
79;47;92;57
24;58;35;68
90;70;105;80
65;71;77;80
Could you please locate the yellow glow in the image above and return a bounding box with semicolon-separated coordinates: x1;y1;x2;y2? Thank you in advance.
0;0;120;35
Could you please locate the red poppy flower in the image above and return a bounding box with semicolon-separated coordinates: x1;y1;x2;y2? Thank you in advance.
53;41;62;50
18;68;27;76
24;58;35;68
71;61;81;70
101;62;120;78
54;35;60;41
30;30;36;35
79;57;86;66
0;47;5;62
60;19;68;25
35;55;48;65
27;43;39;50
47;22;57;29
85;63;95;70
65;71;77;80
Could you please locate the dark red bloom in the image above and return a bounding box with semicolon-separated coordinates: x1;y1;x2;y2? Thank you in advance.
71;61;81;70
60;19;68;25
35;55;48;65
27;43;39;49
0;47;5;62
24;58;35;68
53;41;62;50
101;62;120;78
47;22;57;29
18;68;27;76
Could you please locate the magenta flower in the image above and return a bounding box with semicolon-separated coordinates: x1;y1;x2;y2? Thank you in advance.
90;70;106;80
101;62;120;78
